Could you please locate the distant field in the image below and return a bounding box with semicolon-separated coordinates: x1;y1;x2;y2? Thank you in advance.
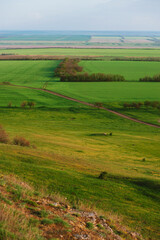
80;60;160;81
0;35;91;41
0;33;160;47
1;48;160;57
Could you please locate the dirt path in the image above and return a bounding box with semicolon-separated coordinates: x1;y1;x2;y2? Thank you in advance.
12;84;160;129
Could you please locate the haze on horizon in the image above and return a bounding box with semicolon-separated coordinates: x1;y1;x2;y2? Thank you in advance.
0;0;160;31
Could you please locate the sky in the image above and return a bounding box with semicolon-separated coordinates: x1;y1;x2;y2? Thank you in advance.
0;0;160;31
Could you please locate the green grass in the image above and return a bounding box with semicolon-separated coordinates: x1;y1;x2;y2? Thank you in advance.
0;60;60;88
47;82;160;103
80;60;160;81
0;106;159;239
1;48;160;57
0;85;81;108
0;55;160;239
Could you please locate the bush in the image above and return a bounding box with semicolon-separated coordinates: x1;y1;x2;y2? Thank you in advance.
8;102;12;108
95;102;103;108
13;136;30;147
0;125;9;144
21;101;27;108
27;101;35;108
98;171;108;180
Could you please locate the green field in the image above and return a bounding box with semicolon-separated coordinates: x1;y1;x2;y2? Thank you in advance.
0;50;160;239
0;60;59;87
1;48;160;57
0;60;160;101
0;85;81;108
80;60;160;81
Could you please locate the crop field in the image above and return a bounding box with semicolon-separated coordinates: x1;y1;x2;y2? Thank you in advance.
80;60;160;81
0;46;160;240
1;48;160;57
0;60;60;87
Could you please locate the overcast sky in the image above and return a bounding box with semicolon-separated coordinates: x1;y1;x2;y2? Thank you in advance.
0;0;160;31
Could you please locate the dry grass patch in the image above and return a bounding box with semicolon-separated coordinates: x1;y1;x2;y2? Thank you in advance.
0;204;42;240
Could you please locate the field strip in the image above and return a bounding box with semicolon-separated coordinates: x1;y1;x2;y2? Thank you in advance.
10;84;160;129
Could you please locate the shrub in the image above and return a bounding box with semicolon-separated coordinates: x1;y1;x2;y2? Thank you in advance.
144;101;151;107
13;136;30;147
0;125;9;144
2;81;11;85
21;101;27;108
27;101;35;109
8;102;12;108
95;102;103;108
98;171;108;180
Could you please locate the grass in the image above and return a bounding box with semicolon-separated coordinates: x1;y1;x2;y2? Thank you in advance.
0;85;81;108
47;82;160;103
80;60;160;81
0;60;60;88
0;105;159;239
1;48;160;57
86;222;94;230
0;53;160;239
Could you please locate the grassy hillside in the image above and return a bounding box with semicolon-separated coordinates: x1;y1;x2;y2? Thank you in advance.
0;104;159;239
0;174;144;240
80;60;160;81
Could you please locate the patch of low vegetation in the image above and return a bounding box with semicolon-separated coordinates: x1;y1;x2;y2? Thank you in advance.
86;222;94;230
13;136;30;147
123;101;160;110
41;218;54;225
53;217;70;228
0;81;11;85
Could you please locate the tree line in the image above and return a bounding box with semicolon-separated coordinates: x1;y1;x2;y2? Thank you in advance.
139;74;160;82
55;58;125;82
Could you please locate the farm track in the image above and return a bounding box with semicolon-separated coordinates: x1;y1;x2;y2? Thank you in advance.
13;84;160;129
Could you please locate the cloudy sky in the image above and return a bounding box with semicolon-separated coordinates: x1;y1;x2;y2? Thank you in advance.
0;0;160;31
